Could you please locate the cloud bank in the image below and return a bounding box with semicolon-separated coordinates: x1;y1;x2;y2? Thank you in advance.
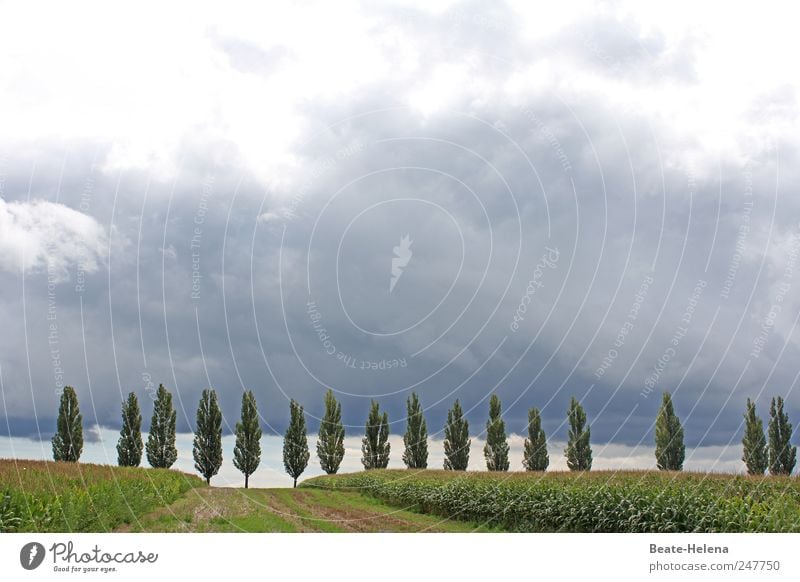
1;1;799;475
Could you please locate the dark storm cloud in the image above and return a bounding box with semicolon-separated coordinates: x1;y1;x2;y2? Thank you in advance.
2;1;799;453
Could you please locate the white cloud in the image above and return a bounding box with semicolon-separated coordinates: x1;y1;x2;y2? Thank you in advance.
256;211;282;223
160;244;178;261
0;1;794;185
0;198;107;280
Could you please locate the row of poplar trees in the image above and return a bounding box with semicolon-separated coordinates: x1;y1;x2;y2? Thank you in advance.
51;385;798;486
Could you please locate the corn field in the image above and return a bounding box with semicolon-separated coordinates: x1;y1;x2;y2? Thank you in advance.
304;469;800;532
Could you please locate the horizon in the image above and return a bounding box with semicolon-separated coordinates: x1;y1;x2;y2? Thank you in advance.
0;428;746;488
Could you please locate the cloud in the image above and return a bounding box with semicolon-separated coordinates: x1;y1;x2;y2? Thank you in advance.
0;0;799;458
256;211;282;223
84;424;103;443
0;198;107;281
160;244;178;261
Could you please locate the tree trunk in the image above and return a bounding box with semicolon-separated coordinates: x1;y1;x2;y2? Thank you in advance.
293;477;297;488
206;477;210;485
245;474;249;489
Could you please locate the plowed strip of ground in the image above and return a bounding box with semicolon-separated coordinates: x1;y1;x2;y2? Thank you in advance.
116;487;486;532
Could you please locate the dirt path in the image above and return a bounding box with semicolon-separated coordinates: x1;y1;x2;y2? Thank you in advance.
115;486;484;533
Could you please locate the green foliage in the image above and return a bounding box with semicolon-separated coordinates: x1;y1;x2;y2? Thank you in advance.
233;390;262;488
768;396;797;476
0;488;21;532
484;394;509;471
117;392;143;467
742;398;768;475
146;384;178;469
402;392;428;469
193;389;223;485
522;407;549;471
306;469;800;533
655;392;685;471
0;460;202;533
317;389;345;474
565;397;592;471
361;400;390;470
443;399;470;470
52;386;83;463
283;399;310;487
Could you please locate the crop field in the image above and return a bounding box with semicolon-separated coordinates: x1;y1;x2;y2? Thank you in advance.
0;459;203;532
0;459;488;533
4;461;800;533
303;469;800;533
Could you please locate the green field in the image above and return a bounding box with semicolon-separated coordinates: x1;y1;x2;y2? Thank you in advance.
305;469;800;532
0;460;486;533
0;459;203;532
4;460;799;532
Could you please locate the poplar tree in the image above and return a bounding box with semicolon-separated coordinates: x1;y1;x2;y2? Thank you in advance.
402;392;428;469
361;400;390;469
317;389;345;474
484;394;509;471
233;390;262;488
522;407;549;471
117;392;143;467
655;391;685;471
565;397;592;471
52;385;83;462
146;384;178;469
283;399;310;487
193;389;223;485
742;398;768;475
768;396;797;476
443;399;470;470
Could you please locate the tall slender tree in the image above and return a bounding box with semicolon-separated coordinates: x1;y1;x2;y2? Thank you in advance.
317;389;345;474
193;389;223;485
484;394;510;471
742;398;768;475
146;384;178;469
654;391;685;471
52;386;83;462
768;396;797;476
402;392;428;469
233;390;262;488
117;392;143;467
361;400;390;469
565;397;592;471
443;399;470;471
283;399;310;487
522;407;549;471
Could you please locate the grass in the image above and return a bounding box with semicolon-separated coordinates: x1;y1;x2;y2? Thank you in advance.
0;458;203;532
303;469;800;533
119;486;489;532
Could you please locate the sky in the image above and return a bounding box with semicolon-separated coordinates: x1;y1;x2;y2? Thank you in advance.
1;1;799;475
